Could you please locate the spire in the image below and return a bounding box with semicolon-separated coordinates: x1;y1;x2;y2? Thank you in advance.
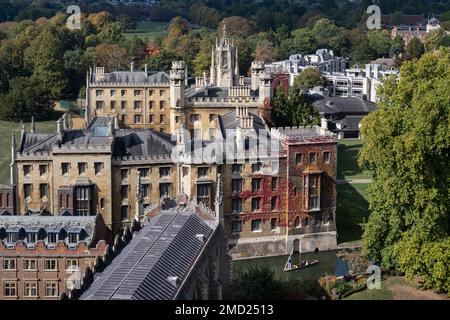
222;24;227;39
30;116;35;133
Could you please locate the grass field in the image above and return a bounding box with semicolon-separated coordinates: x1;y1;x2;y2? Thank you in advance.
337;139;371;180
336;183;370;243
123;21;168;40
0;118;58;184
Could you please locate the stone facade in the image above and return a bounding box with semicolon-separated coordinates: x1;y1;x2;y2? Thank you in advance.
2;27;339;260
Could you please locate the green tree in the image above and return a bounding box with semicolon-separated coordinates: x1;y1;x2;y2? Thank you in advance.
294;68;326;90
97;22;125;45
0;76;53;121
273;85;320;127
367;30;392;58
405;37;424;60
425;28;448;52
390;36;404;57
349;28;374;65
359;49;450;293
24;25;68;98
233;266;282;300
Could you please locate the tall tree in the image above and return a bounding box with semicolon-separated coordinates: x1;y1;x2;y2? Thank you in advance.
0;76;53;121
405;37;424;60
367;29;392;58
294;68;327;90
359;49;450;294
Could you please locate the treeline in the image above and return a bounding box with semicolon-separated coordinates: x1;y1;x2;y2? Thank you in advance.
0;12;152;121
0;11;449;122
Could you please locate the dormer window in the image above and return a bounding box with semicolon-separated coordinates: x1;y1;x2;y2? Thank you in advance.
68;233;79;243
47;233;58;244
27;232;38;243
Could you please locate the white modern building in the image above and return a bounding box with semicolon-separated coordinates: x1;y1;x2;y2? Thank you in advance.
265;49;347;85
323;64;399;103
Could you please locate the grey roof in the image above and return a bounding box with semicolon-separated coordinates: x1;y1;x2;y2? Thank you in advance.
312;96;377;115
187;86;229;99
20;133;56;153
92;71;170;85
0;215;98;246
80;205;218;300
18;117;175;156
219;109;266;132
112;129;174;157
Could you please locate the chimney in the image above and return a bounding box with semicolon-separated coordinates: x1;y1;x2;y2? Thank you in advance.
113;115;119;130
321;118;328;130
30;116;35;133
130;61;135;72
144;63;148;73
56;117;64;142
108;117;115;137
94;67;105;81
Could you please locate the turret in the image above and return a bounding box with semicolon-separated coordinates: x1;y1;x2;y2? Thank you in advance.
251;61;265;91
170;61;186;109
10;134;16;186
258;70;274;104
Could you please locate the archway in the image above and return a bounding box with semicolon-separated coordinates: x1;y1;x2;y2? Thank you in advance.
293;239;300;253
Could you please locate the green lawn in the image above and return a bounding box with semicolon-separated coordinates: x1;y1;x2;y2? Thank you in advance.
344;277;408;300
123;21;168;41
0;119;57;184
337;139;371;180
336;183;370;243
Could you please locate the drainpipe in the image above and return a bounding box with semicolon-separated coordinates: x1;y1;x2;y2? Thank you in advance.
285;146;290;254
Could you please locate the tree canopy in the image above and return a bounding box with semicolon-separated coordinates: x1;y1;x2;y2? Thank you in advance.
359;48;450;294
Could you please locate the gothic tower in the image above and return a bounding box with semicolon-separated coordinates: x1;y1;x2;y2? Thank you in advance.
210;25;239;88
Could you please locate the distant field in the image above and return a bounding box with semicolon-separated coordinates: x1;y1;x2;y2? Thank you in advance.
336;183;370;243
0;119;57;184
337;139;372;180
123;21;168;40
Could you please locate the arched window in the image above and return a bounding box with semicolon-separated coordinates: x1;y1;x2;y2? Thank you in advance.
294;216;301;228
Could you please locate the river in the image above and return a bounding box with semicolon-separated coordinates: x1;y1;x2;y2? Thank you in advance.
232;250;349;282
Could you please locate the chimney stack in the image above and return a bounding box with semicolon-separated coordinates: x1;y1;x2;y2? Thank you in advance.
30;116;35;133
130;61;135;72
108;117;115;137
56;117;64;142
144;63;148;73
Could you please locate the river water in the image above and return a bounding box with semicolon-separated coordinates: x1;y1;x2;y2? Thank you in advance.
232;250;349;282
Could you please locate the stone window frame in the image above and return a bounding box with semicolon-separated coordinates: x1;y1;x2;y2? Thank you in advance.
251;219;263;232
24;282;38;297
231;220;242;233
3;281;17;297
44;282;58;297
44;259;58;271
24;259;37;271
3;258;16;270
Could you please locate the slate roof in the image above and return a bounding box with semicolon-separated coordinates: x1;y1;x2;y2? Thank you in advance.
18;117;175;156
0;215;99;247
312;96;377;115
187;86;229;99
92;71;170;85
112;129;174;157
219;109;267;132
80;205;218;300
